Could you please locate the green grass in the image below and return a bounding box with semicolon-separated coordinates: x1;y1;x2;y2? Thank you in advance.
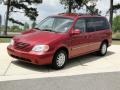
112;32;120;39
0;38;120;45
0;38;11;43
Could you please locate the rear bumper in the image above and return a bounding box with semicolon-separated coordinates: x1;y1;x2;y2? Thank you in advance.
7;45;54;65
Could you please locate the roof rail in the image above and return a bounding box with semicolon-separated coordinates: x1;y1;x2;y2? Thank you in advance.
78;13;101;16
58;13;101;16
58;13;79;15
58;13;66;15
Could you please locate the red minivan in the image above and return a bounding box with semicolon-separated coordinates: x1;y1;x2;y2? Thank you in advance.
7;13;112;69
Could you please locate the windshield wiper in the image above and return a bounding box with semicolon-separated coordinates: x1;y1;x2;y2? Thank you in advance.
42;29;57;32
34;28;41;30
43;29;52;31
34;28;58;33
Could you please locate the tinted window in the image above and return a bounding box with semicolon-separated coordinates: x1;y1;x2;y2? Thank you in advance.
86;18;95;32
74;19;86;32
93;17;110;31
86;17;110;32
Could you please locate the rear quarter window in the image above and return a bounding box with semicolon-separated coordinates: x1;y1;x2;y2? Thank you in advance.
85;17;110;32
93;17;110;31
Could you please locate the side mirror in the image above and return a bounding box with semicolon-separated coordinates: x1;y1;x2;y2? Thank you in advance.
71;29;81;35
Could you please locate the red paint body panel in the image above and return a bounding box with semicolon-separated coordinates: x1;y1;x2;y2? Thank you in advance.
7;13;112;65
7;45;54;65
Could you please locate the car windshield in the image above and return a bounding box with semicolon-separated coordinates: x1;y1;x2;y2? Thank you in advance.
36;17;73;33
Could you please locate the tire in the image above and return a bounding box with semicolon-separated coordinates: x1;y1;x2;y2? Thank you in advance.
52;50;68;70
97;42;108;56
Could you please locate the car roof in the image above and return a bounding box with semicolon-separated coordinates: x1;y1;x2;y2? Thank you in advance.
52;13;105;20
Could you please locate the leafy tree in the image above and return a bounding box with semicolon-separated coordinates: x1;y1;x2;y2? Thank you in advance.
32;21;37;28
3;0;42;35
60;0;80;13
85;3;101;15
75;0;100;14
24;22;29;30
60;0;100;14
112;15;120;32
10;25;22;32
113;3;120;10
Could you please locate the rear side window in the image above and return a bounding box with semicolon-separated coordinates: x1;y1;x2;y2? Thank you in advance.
86;18;95;32
93;17;110;31
85;17;110;32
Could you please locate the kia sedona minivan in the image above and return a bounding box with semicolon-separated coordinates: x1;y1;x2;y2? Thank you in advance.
7;13;112;69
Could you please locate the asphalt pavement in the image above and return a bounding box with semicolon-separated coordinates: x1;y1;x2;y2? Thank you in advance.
0;71;120;90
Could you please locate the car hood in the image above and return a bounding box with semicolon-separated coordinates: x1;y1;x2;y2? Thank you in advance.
14;29;65;45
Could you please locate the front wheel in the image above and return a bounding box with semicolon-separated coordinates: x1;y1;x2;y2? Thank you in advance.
97;42;108;56
52;50;67;70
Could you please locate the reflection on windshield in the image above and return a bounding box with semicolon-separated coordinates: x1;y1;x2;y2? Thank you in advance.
36;17;73;33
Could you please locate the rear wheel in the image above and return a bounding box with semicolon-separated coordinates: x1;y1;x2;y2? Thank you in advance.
97;42;108;56
52;50;67;70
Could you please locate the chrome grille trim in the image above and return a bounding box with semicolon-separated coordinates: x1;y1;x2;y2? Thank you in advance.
14;41;31;52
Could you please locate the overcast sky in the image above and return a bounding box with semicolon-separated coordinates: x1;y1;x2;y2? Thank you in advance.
0;0;120;26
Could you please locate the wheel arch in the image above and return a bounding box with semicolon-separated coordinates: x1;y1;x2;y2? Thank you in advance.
102;39;109;47
54;46;69;58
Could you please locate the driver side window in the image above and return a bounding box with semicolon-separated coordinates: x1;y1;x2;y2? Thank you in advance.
74;19;86;32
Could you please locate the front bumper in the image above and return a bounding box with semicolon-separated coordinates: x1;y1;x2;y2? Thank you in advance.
7;45;54;65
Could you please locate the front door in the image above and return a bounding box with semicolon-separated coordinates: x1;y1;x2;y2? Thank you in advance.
70;19;88;57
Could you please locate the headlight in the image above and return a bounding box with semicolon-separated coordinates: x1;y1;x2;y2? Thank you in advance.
10;39;14;45
32;45;49;52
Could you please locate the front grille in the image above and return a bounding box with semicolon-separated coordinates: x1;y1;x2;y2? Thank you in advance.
14;41;32;52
